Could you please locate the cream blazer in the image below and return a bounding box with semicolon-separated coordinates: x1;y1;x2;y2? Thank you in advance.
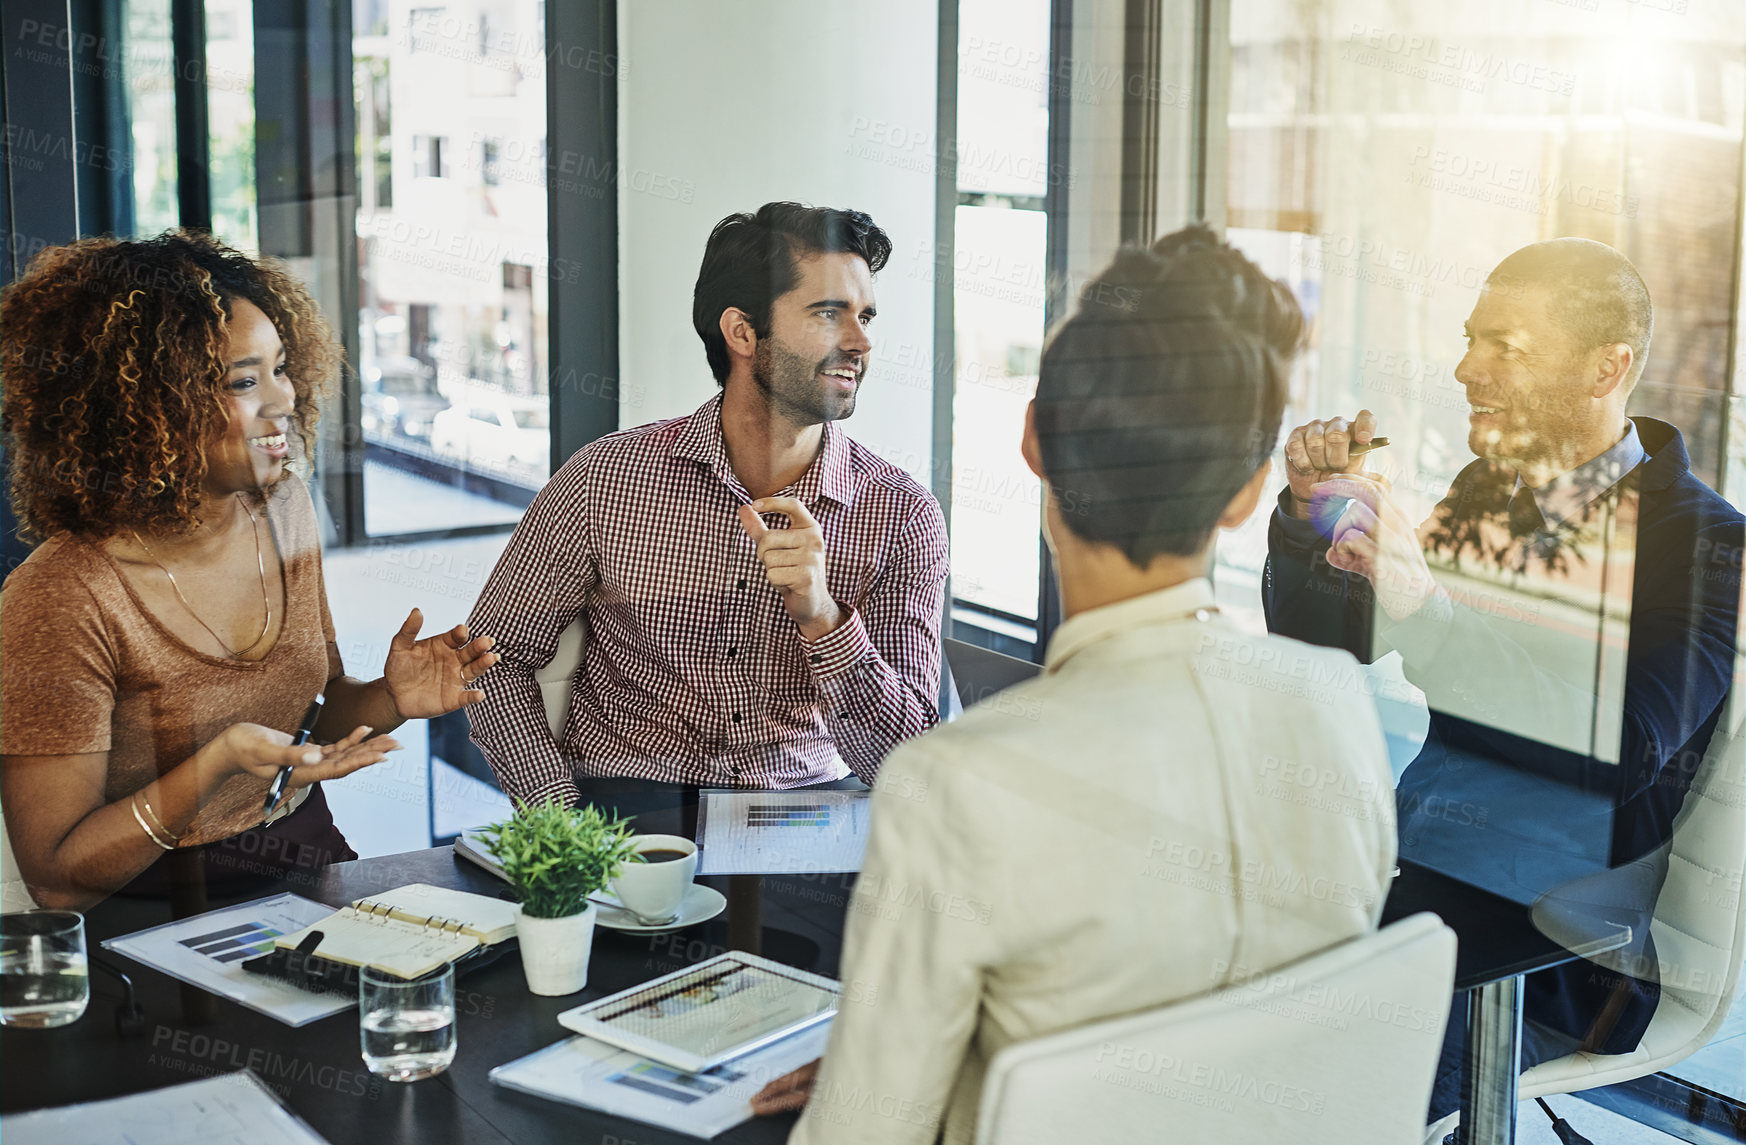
790;578;1398;1144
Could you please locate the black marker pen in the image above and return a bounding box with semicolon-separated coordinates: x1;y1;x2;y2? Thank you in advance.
263;693;325;818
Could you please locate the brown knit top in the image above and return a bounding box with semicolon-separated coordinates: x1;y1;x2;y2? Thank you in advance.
2;473;336;847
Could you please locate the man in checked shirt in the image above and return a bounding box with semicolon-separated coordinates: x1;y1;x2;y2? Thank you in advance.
466;202;949;803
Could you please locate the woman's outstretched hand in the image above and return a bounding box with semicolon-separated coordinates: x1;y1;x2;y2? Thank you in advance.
213;722;399;787
381;608;498;720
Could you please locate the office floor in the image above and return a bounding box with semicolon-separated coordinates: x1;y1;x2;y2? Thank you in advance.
1677;985;1745;1100
432;756;513;840
1516;1096;1688;1145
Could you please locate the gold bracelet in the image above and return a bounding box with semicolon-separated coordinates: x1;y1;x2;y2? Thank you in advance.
130;793;175;851
138;790;182;844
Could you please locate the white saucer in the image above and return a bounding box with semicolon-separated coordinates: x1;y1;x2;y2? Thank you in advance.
589;884;727;933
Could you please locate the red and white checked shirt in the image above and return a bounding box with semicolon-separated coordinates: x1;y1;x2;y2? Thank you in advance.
466;392;948;804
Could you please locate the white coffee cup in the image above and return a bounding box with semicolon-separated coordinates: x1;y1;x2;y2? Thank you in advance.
609;835;699;925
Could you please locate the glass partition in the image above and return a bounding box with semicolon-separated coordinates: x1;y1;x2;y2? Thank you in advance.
1221;0;1746;1103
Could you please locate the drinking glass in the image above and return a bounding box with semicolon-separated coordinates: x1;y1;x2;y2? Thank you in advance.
359;963;456;1081
0;911;89;1029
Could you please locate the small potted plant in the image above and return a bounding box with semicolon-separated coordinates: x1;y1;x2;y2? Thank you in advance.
476;798;641;996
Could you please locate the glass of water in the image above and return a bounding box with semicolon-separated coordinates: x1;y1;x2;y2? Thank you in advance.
359;963;456;1082
0;911;89;1029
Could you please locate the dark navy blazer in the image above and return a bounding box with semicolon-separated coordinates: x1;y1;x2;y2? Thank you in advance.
1263;417;1743;1054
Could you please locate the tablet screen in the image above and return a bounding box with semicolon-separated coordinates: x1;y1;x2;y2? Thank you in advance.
577;955;837;1064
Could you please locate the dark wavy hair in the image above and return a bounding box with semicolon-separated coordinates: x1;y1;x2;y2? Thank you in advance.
1034;223;1305;565
692;202;892;384
1;231;341;541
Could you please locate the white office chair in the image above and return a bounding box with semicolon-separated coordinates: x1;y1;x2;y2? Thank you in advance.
974;913;1458;1145
1;579;40;910
1;806;38;912
533;616;588;740
1525;724;1745;1088
1425;700;1746;1143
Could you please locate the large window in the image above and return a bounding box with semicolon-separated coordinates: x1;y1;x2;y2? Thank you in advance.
1220;2;1746;597
950;0;1052;638
124;1;178;238
1220;0;1746;1111
205;0;256;253
354;0;550;538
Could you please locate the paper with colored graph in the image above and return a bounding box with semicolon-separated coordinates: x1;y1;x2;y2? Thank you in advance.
694;789;872;874
490;1022;830;1139
103;893;355;1026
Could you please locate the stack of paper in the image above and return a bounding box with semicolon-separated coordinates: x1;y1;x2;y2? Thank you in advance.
492;1024;829;1139
695;789;871;874
0;1072;333;1145
103;894;357;1026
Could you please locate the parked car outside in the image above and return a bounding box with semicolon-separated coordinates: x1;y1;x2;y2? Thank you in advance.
361;357;447;442
429;389;550;480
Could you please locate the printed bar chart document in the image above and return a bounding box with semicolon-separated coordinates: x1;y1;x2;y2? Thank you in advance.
103;893;356;1026
491;1023;830;1139
695;789;871;874
0;1071;333;1145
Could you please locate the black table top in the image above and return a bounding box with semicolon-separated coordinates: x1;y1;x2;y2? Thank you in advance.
2;846;855;1144
5;831;1630;1142
1382;858;1631;992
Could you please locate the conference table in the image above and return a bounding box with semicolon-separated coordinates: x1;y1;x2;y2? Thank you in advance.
2;784;1630;1145
1381;858;1632;1145
1;783;852;1145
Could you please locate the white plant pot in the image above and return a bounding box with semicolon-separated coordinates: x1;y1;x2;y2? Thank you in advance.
515;903;597;996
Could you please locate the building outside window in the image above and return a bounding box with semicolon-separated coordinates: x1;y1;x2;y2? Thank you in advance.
355;0;550;538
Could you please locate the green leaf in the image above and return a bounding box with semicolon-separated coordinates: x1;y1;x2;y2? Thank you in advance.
477;798;642;917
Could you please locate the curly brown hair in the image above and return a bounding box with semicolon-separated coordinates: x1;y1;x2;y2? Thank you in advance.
1;231;342;541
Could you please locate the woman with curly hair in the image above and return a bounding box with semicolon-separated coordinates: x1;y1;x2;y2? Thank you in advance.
0;232;498;910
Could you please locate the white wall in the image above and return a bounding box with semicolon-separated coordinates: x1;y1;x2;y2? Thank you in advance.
617;0;941;487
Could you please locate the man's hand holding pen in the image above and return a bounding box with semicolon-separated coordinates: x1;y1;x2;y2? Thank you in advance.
1284;409;1436;622
1284;408;1387;516
1315;471;1439;622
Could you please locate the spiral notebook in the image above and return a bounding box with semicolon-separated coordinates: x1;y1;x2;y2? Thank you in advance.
270;883;518;980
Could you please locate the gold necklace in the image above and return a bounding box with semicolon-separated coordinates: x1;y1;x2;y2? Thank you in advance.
131;495;273;659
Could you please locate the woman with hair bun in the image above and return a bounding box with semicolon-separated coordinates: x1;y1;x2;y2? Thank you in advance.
0;231;497;910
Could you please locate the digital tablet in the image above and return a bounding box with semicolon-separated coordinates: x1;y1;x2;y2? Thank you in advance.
556;952;839;1073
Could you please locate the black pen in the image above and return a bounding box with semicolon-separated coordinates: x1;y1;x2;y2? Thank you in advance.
263;694;325;818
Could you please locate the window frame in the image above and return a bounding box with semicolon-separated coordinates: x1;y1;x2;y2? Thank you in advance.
946;0;1227;661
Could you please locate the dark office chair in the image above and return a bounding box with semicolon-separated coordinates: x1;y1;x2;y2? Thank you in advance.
939;647;961;721
943;638;1041;718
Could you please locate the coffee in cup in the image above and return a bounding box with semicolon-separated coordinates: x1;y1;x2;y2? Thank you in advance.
609;835;698;925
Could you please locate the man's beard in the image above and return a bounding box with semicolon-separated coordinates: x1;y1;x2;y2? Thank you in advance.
752;336;858;426
1467;379;1592;474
